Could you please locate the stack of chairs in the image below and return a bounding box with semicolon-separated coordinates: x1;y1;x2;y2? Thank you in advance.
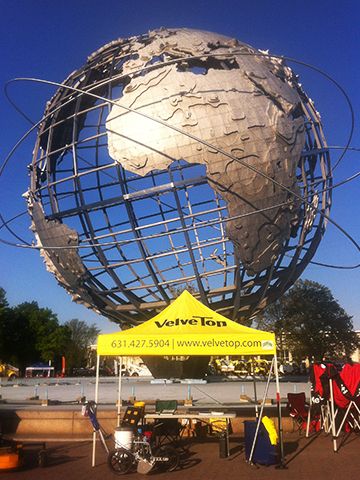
308;361;360;450
327;362;360;437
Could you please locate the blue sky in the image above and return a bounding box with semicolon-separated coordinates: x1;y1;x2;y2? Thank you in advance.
0;0;359;332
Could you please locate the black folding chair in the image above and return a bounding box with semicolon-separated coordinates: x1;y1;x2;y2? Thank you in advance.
155;400;178;414
153;400;184;448
121;405;145;430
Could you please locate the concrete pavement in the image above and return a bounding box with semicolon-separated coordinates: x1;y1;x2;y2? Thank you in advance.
1;431;359;480
0;375;310;406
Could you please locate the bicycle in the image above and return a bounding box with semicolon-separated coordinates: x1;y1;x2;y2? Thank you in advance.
107;424;180;475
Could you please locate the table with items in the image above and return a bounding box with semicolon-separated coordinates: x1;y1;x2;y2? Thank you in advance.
144;411;236;457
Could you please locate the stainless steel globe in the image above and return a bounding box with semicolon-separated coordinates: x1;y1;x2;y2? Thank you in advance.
27;28;331;329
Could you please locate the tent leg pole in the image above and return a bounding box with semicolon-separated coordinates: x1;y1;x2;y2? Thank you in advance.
95;354;100;405
117;357;122;427
92;431;97;467
274;352;286;469
252;357;258;418
248;358;273;464
329;378;337;452
92;354;100;467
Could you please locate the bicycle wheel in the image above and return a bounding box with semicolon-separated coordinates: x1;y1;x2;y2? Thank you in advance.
107;448;133;475
154;445;180;472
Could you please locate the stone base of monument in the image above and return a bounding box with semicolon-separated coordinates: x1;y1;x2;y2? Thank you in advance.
144;356;210;379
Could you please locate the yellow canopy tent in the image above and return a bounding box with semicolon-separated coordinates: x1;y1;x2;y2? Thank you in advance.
97;290;276;357
93;291;284;467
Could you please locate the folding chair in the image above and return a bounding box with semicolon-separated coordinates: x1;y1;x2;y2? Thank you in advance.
155;400;178;414
287;393;309;434
153;400;184;448
121;405;145;430
82;401;110;454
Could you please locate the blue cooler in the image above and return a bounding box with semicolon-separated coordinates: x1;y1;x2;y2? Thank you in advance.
244;420;278;465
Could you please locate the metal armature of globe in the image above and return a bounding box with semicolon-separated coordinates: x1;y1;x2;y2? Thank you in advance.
27;28;331;328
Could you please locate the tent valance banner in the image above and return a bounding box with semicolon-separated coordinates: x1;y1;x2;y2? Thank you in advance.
97;290;276;356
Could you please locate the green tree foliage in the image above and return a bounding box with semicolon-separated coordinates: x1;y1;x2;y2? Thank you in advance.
0;287;100;374
0;287;10;361
0;293;71;371
63;319;100;372
0;303;36;368
255;299;287;355
13;302;61;358
255;280;359;361
40;324;71;364
0;287;8;309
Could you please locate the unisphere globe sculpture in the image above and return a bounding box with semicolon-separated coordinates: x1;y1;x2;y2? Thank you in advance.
27;28;331;352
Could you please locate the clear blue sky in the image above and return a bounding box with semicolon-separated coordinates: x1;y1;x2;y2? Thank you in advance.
0;0;359;333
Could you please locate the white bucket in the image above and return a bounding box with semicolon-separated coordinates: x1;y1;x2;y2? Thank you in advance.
114;427;133;450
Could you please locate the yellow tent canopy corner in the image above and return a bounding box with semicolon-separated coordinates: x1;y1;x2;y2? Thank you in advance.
97;290;276;357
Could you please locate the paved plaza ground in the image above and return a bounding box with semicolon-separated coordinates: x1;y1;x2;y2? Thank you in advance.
1;377;358;479
1;431;359;480
0;376;310;406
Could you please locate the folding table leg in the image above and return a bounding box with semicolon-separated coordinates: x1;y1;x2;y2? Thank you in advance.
225;418;230;457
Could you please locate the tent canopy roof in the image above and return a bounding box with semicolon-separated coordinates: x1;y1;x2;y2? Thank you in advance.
97;290;276;356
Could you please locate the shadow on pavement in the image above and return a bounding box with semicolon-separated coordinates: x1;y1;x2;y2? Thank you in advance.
284;432;320;466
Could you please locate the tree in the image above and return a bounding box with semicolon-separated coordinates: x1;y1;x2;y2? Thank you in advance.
63;319;100;372
0;301;70;370
0;287;10;361
254;299;288;359
16;302;61;357
255;280;359;362
39;325;71;364
169;283;198;297
0;287;8;309
0;293;99;373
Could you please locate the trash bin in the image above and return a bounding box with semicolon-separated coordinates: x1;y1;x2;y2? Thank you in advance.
219;431;229;458
244;421;278;465
114;426;134;450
